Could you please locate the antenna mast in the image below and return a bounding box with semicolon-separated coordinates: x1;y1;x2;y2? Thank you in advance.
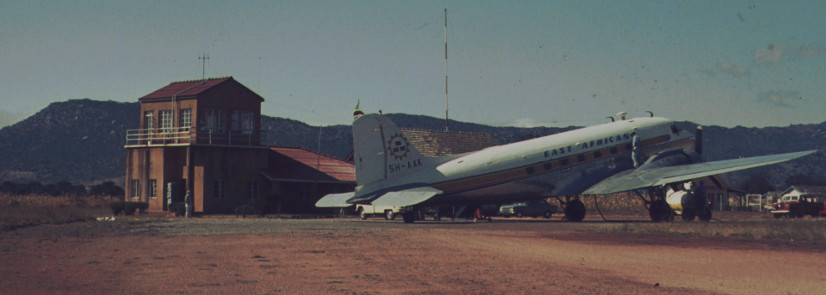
199;52;209;81
444;8;449;132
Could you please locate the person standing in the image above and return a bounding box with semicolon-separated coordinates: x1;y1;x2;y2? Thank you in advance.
184;189;193;218
631;130;640;168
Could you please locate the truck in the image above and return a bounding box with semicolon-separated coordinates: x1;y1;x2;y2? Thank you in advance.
770;194;826;218
355;204;403;220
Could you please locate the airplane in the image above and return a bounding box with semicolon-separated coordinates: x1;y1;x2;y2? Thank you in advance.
316;109;816;223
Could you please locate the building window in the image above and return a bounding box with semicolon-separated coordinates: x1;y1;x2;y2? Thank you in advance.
130;179;140;198
204;109;225;133
179;108;192;129
160;110;173;133
248;181;259;199
231;110;241;132
241;112;255;134
144;111;154;130
213;180;226;199
148;179;157;198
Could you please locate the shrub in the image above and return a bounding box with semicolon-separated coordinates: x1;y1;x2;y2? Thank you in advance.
110;201;148;215
110;201;125;215
235;198;267;218
168;202;186;217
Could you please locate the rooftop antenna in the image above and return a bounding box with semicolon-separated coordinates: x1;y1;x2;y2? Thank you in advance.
444;8;449;132
199;52;209;82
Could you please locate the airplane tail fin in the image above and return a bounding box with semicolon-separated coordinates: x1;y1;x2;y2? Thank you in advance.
352;114;428;186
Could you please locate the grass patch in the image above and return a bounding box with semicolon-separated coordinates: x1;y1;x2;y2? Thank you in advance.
0;193;119;231
606;219;826;243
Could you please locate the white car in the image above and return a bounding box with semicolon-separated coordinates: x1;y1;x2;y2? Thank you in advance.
355;204;403;220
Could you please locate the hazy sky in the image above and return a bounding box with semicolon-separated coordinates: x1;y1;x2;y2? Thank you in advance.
1;0;824;128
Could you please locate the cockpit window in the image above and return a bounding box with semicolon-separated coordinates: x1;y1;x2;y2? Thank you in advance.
671;125;680;135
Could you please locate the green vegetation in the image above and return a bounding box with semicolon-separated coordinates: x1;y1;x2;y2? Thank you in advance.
0;193;117;231
110;201;149;215
168;202;186;217
234;198;268;218
607;217;826;243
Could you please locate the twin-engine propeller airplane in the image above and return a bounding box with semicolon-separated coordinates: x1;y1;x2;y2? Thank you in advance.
317;109;816;223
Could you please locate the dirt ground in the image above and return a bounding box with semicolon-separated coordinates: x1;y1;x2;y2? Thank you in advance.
1;215;824;295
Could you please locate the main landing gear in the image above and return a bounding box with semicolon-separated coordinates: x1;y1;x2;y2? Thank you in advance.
557;196;586;222
681;196;712;222
402;210;416;223
636;187;674;222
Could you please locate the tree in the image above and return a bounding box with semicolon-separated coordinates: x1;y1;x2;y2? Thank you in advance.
784;174;826;187
740;171;775;193
89;181;124;196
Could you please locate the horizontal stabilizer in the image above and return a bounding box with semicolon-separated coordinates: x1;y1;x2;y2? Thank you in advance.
584;150;816;195
315;192;355;208
371;187;443;208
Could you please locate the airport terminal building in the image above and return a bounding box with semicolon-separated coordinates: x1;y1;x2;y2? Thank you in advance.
123;77;355;214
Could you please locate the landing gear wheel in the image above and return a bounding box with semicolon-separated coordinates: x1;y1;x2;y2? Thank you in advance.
543;211;552;218
402;211;416;223
564;199;586;222
648;199;673;222
385;210;396;220
358;208;367;220
516;211;523;218
698;207;712;222
682;209;696;222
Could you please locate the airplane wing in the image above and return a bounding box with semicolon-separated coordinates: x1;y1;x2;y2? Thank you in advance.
315;192;355;208
583;150;816;195
370;187;443;207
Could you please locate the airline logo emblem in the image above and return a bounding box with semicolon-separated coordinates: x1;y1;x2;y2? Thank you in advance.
387;133;410;160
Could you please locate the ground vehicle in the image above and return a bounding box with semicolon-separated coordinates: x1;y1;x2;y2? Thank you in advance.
499;200;558;218
770;194;826;218
355;204;403;220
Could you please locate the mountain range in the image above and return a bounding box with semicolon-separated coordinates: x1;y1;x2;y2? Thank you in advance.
0;99;823;191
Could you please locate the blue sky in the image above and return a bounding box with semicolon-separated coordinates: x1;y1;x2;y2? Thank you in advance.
1;0;824;128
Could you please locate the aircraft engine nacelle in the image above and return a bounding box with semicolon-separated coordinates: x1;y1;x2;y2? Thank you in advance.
665;186;697;215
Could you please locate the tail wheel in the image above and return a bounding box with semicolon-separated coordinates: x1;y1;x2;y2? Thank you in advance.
564;199;586;222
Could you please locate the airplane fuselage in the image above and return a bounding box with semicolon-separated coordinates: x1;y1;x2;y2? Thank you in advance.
362;117;693;206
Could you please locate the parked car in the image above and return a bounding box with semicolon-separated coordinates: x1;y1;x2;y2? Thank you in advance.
499;200;558;218
355;204;402;220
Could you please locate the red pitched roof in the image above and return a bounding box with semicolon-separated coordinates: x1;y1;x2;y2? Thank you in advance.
266;147;356;183
139;77;234;100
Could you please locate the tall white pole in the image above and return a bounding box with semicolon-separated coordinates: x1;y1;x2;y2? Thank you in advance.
444;8;449;132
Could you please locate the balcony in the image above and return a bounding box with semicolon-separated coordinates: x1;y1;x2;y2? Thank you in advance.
125;127;262;147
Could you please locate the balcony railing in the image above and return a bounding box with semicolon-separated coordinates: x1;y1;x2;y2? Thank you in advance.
126;127;262;147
